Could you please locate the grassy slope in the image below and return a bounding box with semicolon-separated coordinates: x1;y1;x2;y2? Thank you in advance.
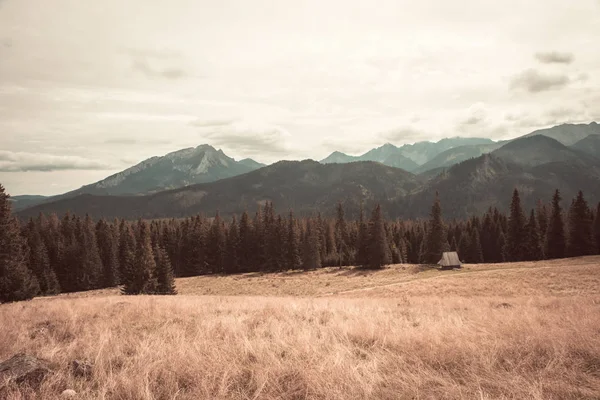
1;256;599;399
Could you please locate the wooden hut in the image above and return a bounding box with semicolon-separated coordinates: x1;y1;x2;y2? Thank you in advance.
438;252;462;270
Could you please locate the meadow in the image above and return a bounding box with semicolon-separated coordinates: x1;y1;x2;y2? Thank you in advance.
1;256;599;399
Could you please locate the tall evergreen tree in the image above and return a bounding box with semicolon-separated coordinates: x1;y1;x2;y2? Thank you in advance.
505;189;527;261
96;219;120;287
154;245;177;294
468;227;484;263
238;211;253;272
334;202;350;266
594;202;600;254
356;204;369;266
225;216;241;274
301;219;321;270
286;211;302;270
525;209;543;261
24;221;59;295
121;220;156;295
567;191;595;257
545;189;566;259
422;193;449;263
367;204;390;269
0;184;39;302
207;212;226;274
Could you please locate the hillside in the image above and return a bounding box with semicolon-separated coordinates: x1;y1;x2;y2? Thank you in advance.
18;160;420;219
492;135;598;167
2;256;599;399
571;134;600;158
414;142;503;173
524;121;600;146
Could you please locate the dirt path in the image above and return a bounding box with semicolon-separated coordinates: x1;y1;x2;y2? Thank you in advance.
320;263;563;297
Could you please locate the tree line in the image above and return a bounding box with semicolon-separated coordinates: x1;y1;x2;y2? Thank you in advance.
1;183;600;302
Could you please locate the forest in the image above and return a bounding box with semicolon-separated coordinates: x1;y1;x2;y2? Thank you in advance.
1;183;600;303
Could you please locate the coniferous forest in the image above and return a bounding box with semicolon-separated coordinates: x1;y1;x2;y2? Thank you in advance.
1;183;600;302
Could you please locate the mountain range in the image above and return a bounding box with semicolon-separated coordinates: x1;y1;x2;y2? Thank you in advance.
12;121;600;219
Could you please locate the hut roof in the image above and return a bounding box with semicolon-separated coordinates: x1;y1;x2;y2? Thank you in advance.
438;252;461;266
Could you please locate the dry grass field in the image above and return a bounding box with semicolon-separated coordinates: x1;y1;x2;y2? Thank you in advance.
1;256;600;399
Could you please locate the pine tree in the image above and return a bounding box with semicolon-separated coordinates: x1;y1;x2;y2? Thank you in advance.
225;216;240;274
154;245;177;295
525;209;543;261
301;219;321;270
239;211;253;272
356;204;369;266
545;190;566;259
74;215;103;291
468;228;484;263
367;204;390;269
96;219;120;287
594;202;600;254
536;201;549;245
207;212;226;274
0;184;39;302
505;189;527;261
25;222;59;295
286;211;302;270
567;191;595;257
423;193;449;264
458;230;471;262
334;202;350;266
121;220;156;295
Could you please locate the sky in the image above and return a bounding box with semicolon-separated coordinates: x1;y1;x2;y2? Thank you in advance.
1;0;600;195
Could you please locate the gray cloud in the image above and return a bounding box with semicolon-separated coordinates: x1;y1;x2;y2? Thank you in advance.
534;51;574;64
103;137;173;145
190;118;237;128
0;151;111;172
132;59;187;80
509;68;570;92
202;129;289;156
380;127;428;143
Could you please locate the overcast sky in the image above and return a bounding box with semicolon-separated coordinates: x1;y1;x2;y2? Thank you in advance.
1;0;599;195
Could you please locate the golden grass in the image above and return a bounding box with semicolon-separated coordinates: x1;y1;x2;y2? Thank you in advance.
1;256;600;399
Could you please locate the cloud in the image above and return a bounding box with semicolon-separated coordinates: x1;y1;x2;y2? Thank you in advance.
132;59;187;80
190;118;237;128
202;128;290;156
534;51;574;64
509;69;570;93
0;151;111;172
380;127;428;143
103;137;172;145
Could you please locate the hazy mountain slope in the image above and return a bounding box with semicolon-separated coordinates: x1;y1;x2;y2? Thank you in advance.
571;134;600;158
18;161;420;220
397;137;495;165
492;135;599;167
9;195;49;211
64;145;262;196
403;152;600;218
414;142;504;173
523;121;600;146
320;151;360;164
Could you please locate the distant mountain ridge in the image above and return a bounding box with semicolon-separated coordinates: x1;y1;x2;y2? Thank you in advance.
321;137;496;172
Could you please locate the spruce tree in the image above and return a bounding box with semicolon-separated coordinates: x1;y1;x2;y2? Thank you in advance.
239;211;253;272
367;204;390;269
301;219;321;270
96;219;120;287
0;184;40;302
567;191;595;257
286;211;302;270
356;204;369;266
594;203;600;254
25;223;60;295
154;245;177;295
334;202;350;266
225;216;241;274
207;212;226;274
545;190;566;259
505;189;527;261
423;193;449;264
121;220;156;295
525;209;543;261
468;228;484;263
